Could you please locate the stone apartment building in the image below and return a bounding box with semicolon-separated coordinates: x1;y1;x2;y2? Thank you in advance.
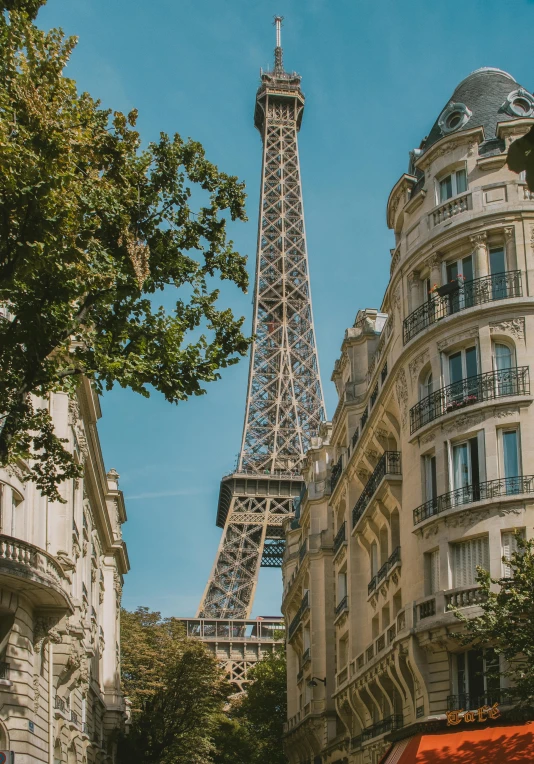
0;378;129;762
282;67;534;763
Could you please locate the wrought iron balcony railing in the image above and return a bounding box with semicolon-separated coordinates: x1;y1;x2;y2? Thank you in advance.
288;591;310;641
410;366;530;434
330;456;343;491
351;715;404;748
446;690;511;711
413;475;534;525
368;546;401;594
335;594;348;617
55;696;66;713
333;522;346;555
299;540;308;563
403;270;522;344
352;452;401;528
0;662;9;680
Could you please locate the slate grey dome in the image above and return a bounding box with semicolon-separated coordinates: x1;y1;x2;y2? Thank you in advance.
422;67;534;156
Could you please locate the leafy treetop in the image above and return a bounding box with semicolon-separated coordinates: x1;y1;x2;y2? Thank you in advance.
0;2;251;500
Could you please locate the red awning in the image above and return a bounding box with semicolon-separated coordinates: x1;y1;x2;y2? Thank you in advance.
381;722;534;763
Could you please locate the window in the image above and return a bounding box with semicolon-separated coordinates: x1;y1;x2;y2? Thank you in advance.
452;536;489;588
446;345;479;405
337;572;347;604
500;429;522;494
455;648;500;705
489;246;509;299
501;529;524;577
445;254;475;309
423;454;437;504
494;343;516;395
420;370;433;401
439;168;468;202
370;542;378;578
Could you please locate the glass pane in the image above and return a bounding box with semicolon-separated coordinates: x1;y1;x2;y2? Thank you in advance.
456;169;467;194
461;255;474;283
447;261;459;282
453;443;470;490
440;175;453;202
449;352;463;384
465;346;478;378
495;344;512;370
490;248;506;274
503;431;520;480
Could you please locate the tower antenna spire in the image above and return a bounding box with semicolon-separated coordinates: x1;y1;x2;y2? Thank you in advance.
273;15;284;74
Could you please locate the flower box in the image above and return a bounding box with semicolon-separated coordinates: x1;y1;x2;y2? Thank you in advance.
437;278;462;297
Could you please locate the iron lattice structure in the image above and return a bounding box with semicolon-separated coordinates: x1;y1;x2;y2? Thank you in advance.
197;20;325;620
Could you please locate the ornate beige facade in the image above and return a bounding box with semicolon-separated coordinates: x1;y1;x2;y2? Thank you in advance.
282;67;534;764
0;379;129;762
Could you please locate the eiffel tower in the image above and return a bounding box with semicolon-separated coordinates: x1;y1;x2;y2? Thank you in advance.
198;18;325;620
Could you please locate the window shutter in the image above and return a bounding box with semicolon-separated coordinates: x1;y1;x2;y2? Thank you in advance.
453;537;489;587
430;549;440;593
502;531;524;577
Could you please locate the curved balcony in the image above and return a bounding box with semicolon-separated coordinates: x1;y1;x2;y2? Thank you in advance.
352;452;402;529
0;535;73;610
410;366;530;434
413;475;534;525
403;270;522;344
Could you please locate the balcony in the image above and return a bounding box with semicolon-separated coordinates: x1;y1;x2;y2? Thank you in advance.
403;270;522;344
352;452;402;528
418;598;436;620
413;475;534;525
447;690;511;711
299;540;308;563
368;546;401;595
333;522;346;556
330;456;343;492
410;366;530;434
351;715;404;749
288;591;310;641
335;595;348;618
431;189;471;226
70;710;79;725
302;647;311;665
445;586;487;610
0;535;72;610
0;662;9;680
55;696;67;714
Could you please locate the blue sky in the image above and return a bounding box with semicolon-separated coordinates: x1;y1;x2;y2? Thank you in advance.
39;0;534;617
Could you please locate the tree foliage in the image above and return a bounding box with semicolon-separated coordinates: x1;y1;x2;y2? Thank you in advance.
211;649;289;764
0;3;250;500
454;534;534;708
118;607;230;764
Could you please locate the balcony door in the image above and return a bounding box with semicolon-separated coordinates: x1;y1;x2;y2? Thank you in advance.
493;342;515;396
446;345;479;406
446;254;474;310
489;246;508;299
448;432;485;504
455;648;500;707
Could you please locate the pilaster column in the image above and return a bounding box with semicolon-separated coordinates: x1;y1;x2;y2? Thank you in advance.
425;253;441;292
504;226;517;271
407;270;421;312
470;232;488;278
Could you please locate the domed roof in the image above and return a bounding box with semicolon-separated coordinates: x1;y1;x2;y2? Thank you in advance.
422;68;534;156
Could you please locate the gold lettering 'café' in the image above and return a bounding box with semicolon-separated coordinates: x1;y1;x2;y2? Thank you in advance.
282;67;534;764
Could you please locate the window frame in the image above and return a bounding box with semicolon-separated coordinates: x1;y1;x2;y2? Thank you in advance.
436;164;468;204
450;534;490;588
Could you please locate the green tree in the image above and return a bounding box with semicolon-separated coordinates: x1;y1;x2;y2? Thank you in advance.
0;1;250;500
214;650;287;764
454;534;534;709
119;607;230;764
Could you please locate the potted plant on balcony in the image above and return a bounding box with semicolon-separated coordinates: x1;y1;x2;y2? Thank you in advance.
436;274;465;297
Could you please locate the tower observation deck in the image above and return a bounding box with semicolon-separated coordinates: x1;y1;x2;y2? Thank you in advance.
197;18;325;620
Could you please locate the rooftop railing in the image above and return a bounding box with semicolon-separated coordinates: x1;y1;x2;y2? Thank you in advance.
413;475;534;525
410;366;530;434
403;270;522;344
352;452;401;528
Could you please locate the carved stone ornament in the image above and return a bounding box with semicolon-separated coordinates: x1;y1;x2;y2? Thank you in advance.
408;270;420;288
395;368;408;429
392;287;401;315
504;226;515;242
444;508;490;529
437;327;478;352
530;226;534;252
470;232;487;249
442;411;486;435
409;349;430;387
495;407;518;419
33;618;62;649
424;252;442;271
489;317;525;341
420;431;436;445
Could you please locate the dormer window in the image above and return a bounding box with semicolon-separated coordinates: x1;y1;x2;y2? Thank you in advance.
438;102;472;135
439;168;467;202
503;88;534;118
